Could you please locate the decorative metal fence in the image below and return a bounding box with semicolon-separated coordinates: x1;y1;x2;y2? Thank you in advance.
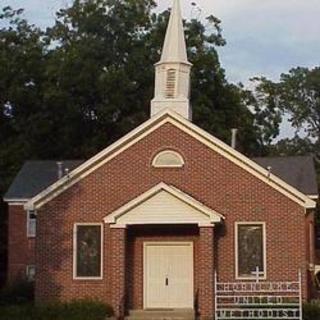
214;270;303;320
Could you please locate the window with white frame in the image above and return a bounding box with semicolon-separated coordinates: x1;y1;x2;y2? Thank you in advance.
235;222;266;279
26;265;36;282
27;210;37;237
73;224;103;279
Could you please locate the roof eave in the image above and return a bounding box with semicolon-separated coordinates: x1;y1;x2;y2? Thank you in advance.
3;198;29;203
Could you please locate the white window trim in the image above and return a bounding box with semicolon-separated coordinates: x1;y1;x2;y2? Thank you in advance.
26;265;36;282
27;210;37;238
235;222;267;280
152;150;185;168
73;223;103;280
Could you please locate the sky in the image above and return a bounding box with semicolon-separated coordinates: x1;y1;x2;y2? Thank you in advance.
3;0;320;138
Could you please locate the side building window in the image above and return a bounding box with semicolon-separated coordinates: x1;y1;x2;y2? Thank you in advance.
27;210;37;238
26;265;36;282
235;222;266;280
73;224;103;280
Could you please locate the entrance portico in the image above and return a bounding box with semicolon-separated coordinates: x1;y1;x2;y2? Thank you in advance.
104;183;223;319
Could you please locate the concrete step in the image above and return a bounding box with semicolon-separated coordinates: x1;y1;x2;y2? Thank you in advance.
126;309;195;320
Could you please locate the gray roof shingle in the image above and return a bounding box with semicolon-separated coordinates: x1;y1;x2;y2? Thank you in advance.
4;160;84;200
4;156;318;201
252;156;318;196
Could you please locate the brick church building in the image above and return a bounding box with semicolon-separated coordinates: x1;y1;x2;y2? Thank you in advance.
4;0;319;319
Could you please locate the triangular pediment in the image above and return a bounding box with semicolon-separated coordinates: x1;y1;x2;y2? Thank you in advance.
104;183;223;227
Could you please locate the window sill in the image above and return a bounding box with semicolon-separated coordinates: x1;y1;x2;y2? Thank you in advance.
236;275;267;281
73;277;103;281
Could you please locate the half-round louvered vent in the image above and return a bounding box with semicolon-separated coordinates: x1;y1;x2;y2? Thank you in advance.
152;150;184;168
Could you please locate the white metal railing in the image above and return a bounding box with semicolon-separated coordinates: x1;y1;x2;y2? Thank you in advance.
214;270;303;320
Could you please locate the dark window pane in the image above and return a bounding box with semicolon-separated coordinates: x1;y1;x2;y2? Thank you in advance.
76;225;101;278
238;224;264;277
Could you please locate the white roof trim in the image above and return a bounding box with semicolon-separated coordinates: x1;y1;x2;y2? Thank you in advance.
104;182;224;227
4;198;29;203
24;109;316;210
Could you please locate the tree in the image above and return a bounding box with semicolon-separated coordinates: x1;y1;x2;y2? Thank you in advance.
43;0;263;157
252;67;320;156
267;136;315;157
252;66;320;198
0;6;46;194
0;0;269;213
1;1;265;181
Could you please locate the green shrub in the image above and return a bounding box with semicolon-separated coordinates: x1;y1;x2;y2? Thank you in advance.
0;304;36;320
303;301;320;320
0;299;113;320
0;280;34;306
35;299;113;320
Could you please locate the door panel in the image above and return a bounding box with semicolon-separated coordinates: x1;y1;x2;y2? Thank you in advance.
167;245;193;308
144;243;193;309
145;245;168;308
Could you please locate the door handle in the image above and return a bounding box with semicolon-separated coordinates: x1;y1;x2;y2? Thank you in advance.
165;277;169;286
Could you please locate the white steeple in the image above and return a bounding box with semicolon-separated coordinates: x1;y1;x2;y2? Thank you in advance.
151;0;192;120
160;0;188;64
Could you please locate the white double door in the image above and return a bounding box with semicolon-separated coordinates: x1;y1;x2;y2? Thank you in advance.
144;242;194;309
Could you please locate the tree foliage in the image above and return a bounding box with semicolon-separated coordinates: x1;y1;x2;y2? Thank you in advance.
0;0;265;197
252;67;320;158
0;2;269;284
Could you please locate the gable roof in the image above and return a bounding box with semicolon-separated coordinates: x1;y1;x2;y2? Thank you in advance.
104;183;224;227
4;156;317;202
4;161;83;201
15;110;316;210
253;156;318;197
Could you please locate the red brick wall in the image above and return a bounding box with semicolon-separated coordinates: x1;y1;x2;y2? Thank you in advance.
109;228;126;317
35;122;310;311
7;205;35;282
198;227;215;318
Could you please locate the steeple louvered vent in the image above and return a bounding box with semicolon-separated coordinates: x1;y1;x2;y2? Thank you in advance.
166;69;176;99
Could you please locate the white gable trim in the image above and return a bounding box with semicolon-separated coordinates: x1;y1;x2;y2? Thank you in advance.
25;109;316;210
104;183;224;227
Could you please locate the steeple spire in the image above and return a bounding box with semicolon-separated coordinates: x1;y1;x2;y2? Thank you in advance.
150;0;192;120
160;0;189;64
